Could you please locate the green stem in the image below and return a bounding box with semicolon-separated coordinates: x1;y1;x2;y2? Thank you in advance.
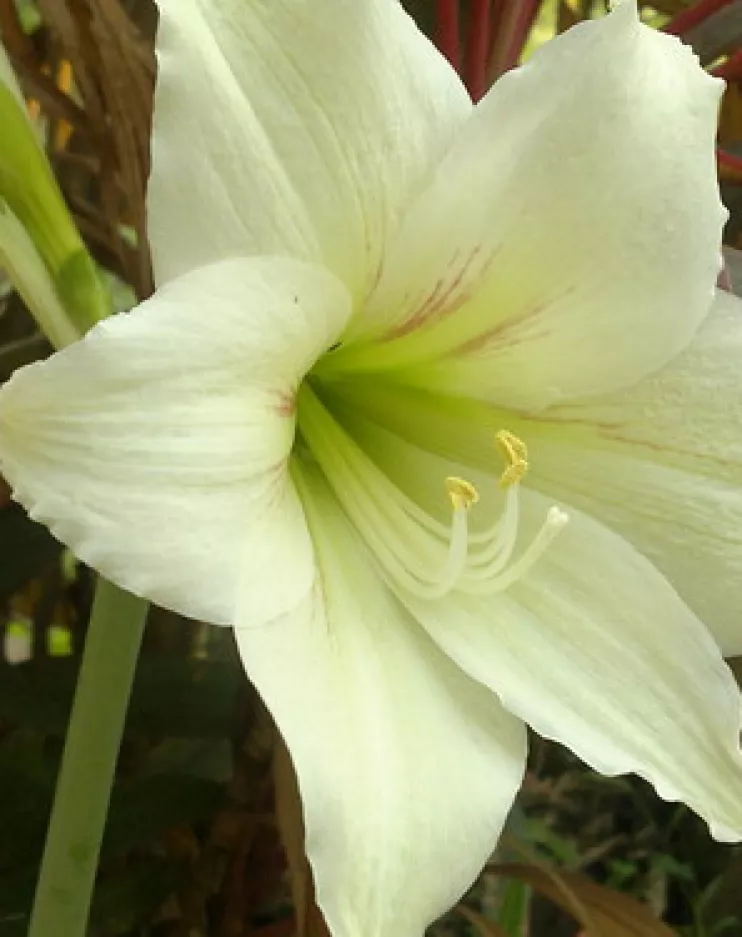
28;579;148;937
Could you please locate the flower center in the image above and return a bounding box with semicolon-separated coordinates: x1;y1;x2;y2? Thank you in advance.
296;385;568;600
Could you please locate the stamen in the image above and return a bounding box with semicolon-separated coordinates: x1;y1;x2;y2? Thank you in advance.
465;506;569;594
297;385;568;602
466;484;520;575
446;476;479;511
363;474;478;600
461;431;568;591
464;430;527;568
495;429;528;489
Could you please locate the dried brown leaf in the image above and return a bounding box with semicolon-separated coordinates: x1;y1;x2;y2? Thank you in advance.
0;0;37;68
274;739;330;937
34;0;155;298
492;862;677;937
457;904;512;937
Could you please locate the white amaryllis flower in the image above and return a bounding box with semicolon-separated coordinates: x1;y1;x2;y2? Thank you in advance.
1;0;742;933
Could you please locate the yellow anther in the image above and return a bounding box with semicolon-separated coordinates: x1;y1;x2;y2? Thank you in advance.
446;476;480;511
495;430;529;490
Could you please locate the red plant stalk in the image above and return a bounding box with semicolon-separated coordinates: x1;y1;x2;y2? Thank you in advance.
717;146;742;176
465;0;492;101
435;0;462;73
663;0;735;36
487;0;540;82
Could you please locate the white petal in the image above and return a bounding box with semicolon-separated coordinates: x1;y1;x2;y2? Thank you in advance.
0;256;351;625
326;332;742;660
332;1;725;407
404;491;742;842
499;288;742;656
329;332;742;653
313;410;742;840
149;0;470;297
235;465;526;937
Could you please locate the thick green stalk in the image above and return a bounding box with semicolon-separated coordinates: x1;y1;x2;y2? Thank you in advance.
28;580;148;937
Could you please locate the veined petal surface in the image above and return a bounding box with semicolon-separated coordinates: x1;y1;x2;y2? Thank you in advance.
150;0;470;297
344;291;742;658
402;490;742;842
0;256;351;625
499;288;742;656
316;408;742;841
236;465;526;937
331;1;725;408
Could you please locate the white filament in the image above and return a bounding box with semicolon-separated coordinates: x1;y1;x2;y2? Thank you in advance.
463;506;569;594
298;386;569;601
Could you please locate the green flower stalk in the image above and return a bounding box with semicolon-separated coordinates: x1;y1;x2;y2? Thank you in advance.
0;41;144;937
0;43;108;345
